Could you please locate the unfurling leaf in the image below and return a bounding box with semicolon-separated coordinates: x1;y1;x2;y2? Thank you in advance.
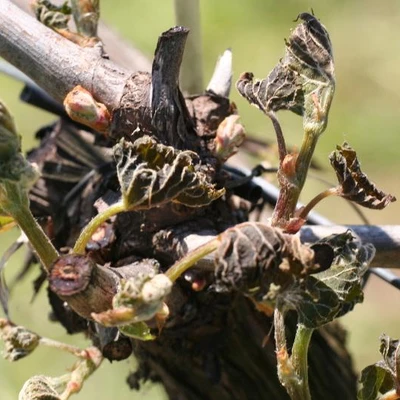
284;231;375;328
114;135;224;209
236;13;335;134
92;265;171;341
330;142;396;209
358;335;400;400
0;319;40;361
213;222;332;301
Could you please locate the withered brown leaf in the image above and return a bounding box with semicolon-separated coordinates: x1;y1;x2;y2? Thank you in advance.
330;142;396;209
214;222;333;301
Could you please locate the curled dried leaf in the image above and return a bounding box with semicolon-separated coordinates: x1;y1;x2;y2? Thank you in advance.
330;142;396;209
114;135;224;209
236;13;335;133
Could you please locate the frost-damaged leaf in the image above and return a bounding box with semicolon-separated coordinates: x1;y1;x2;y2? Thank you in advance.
236;13;335;132
284;231;375;328
114;135;224;209
213;222;333;303
358;335;400;399
330;142;396;209
0;319;40;361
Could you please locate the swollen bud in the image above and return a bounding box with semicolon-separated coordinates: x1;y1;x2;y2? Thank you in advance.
64;85;110;133
214;115;246;162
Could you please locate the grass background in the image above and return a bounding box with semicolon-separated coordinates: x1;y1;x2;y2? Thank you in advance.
1;0;400;398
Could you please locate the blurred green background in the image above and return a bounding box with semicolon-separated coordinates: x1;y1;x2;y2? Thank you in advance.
1;0;400;398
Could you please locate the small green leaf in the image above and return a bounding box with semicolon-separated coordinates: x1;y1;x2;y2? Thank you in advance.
114;135;224;209
119;322;155;341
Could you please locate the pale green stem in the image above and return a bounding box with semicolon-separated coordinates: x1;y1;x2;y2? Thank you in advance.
165;237;220;282
4;184;59;271
73;201;126;254
12;206;59;271
291;324;314;400
297;187;338;220
39;337;87;358
274;308;312;400
174;0;203;93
